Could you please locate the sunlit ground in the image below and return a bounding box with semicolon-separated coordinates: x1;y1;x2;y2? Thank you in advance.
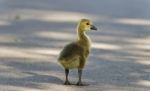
0;0;150;91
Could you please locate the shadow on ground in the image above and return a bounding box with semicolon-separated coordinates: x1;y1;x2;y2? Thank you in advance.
0;0;150;91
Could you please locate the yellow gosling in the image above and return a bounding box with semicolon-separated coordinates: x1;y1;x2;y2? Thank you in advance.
58;19;97;86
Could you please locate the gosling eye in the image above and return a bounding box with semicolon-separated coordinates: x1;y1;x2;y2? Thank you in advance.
86;23;90;25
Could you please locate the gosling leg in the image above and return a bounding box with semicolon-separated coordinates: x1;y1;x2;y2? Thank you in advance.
76;69;83;86
64;69;71;85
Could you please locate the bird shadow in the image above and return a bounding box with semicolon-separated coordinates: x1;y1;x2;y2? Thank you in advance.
0;71;63;89
0;57;64;89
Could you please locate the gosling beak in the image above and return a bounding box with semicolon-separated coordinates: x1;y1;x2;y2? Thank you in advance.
90;25;97;30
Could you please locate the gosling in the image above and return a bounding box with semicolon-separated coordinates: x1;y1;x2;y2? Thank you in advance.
58;19;97;86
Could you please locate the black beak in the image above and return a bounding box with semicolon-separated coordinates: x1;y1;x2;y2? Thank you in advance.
90;25;97;30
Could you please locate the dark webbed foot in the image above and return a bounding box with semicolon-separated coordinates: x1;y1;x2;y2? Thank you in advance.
76;82;83;86
64;81;71;85
76;82;89;86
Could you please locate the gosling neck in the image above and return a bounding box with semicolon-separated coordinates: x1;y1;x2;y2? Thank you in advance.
77;28;91;46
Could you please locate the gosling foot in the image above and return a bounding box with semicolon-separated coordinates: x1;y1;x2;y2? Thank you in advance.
76;82;89;86
64;81;71;85
76;81;84;86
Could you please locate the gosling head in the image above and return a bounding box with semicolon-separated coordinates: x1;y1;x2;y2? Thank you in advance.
78;19;97;32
